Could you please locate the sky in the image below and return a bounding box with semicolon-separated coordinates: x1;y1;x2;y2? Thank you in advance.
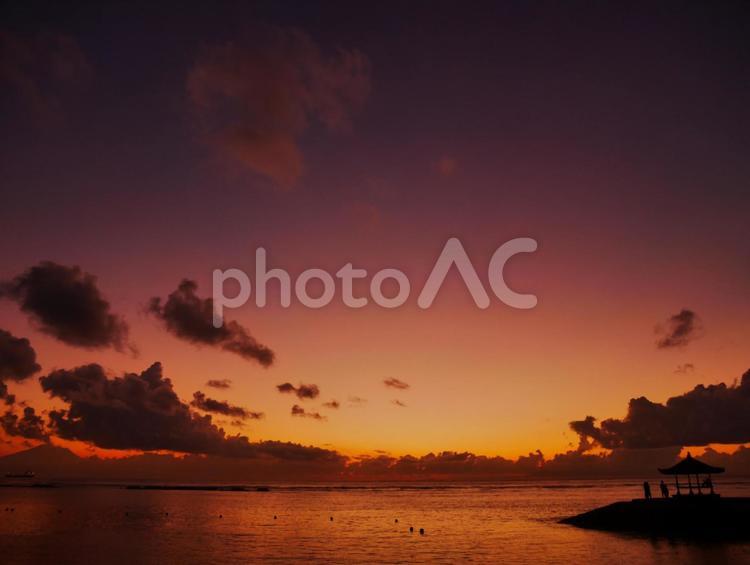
1;1;749;477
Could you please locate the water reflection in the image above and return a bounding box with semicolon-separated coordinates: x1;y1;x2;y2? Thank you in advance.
1;480;749;564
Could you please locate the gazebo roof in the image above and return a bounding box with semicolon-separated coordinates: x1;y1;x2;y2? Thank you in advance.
658;453;725;475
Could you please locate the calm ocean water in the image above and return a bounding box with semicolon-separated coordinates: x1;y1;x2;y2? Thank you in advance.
2;479;750;564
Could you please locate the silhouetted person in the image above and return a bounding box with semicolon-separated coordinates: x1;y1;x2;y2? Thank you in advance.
643;481;652;500
659;480;669;498
704;476;714;494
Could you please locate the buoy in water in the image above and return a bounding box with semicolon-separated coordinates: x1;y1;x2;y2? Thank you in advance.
419;528;425;535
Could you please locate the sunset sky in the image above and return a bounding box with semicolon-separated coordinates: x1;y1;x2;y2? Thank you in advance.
1;1;749;471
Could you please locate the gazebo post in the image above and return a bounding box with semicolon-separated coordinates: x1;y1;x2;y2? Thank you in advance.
688;474;693;494
674;474;679;495
697;474;702;495
709;474;714;495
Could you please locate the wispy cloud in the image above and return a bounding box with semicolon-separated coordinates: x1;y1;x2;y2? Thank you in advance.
655;309;702;349
148;280;274;366
191;391;263;420
383;378;410;390
277;382;320;400
187;25;370;188
291;404;326;421
206;379;232;389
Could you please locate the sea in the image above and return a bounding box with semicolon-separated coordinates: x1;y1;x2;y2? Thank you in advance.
2;479;750;564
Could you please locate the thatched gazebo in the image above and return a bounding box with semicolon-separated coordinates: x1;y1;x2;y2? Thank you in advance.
659;453;724;496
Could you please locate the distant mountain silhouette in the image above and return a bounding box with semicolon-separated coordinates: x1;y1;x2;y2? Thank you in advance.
3;444;750;484
0;445;345;483
1;445;85;479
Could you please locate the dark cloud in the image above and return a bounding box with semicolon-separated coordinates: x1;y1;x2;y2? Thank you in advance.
570;369;750;449
39;362;272;457
41;362;244;455
0;406;47;441
674;363;695;374
291;404;325;421
322;400;340;409
276;382;319;400
655;309;702;349
1;262;131;352
383;378;410;390
345;450;543;481
0;30;92;122
190;391;263;420
392;399;407;407
0;329;41;404
148;280;274;366
206;379;232;389
344;447;724;481
348;396;367;405
187;25;370;188
36;361;337;462
541;446;684;478
254;440;337;460
6;435;750;482
0;383;12;406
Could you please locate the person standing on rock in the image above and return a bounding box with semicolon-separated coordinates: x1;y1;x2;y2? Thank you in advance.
643;481;652;500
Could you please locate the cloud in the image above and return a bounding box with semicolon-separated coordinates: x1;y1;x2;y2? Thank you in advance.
187;25;370;188
206;379;232;389
39;362;279;457
570;369;750;449
148;280;274;366
655;309;702;349
10;440;750;482
276;382;319;400
0;406;47;441
190;391;263;420
0;329;41;404
392;399;407;407
674;363;695;375
322;400;340;409
348;396;367;405
435;156;458;176
37;362;342;462
0;30;92;122
383;378;410;390
41;362;245;455
291;404;325;421
1;262;132;352
345;451;542;481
